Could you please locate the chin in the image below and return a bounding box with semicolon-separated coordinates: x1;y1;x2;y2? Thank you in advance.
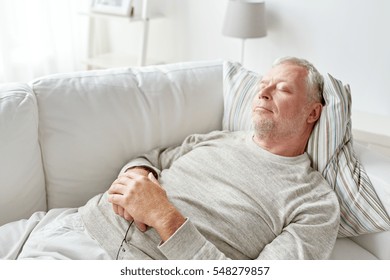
253;119;274;137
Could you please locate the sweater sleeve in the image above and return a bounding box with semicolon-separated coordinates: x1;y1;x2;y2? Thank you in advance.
258;191;340;260
159;191;340;260
158;218;230;260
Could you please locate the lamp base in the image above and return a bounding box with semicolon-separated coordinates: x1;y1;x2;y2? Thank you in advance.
240;39;246;65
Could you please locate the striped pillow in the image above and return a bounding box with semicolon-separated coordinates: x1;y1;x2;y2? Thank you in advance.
223;61;259;131
223;61;390;237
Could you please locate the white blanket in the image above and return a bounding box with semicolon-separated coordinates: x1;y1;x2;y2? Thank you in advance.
0;208;111;260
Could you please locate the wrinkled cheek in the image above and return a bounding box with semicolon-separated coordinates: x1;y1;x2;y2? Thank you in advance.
280;109;301;122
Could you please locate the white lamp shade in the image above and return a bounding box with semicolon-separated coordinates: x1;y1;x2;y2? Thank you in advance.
222;0;267;39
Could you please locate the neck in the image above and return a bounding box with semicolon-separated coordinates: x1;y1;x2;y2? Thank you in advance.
252;130;311;157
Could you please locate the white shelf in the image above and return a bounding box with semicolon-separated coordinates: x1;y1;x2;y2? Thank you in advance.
82;53;161;69
78;11;163;22
81;0;164;69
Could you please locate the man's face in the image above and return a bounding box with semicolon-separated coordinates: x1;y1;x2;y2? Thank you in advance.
252;63;311;139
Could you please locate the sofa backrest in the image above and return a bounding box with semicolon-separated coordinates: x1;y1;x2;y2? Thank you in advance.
0;83;46;226
31;60;224;209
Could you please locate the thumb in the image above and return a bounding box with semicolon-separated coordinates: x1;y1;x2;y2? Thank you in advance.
148;172;158;184
148;172;164;190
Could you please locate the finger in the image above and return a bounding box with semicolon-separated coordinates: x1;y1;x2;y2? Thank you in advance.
108;182;127;195
108;193;123;206
124;168;148;177
135;221;147;232
114;175;134;186
123;211;133;222
122;171;144;180
118;205;124;218
112;203;119;215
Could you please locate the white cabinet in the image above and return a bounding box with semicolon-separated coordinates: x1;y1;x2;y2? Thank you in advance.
81;0;162;69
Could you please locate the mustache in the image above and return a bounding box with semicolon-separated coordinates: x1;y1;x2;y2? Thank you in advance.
253;104;274;113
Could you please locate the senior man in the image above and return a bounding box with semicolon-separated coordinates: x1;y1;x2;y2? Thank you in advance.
8;57;340;260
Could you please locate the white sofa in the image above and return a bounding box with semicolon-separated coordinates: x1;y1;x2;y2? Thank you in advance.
0;60;389;259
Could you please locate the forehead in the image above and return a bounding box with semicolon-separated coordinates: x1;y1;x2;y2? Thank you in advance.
262;63;308;86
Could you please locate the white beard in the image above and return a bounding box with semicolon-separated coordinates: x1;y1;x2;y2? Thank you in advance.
253;111;307;141
253;118;275;139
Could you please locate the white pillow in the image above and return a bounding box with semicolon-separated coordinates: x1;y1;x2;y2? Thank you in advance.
222;61;390;237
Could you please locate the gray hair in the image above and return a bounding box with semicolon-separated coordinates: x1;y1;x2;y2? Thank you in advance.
273;56;324;104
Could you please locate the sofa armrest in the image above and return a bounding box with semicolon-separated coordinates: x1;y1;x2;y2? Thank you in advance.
330;238;377;259
0;83;46;226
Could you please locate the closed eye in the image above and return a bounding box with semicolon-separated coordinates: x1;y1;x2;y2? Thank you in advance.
276;83;292;93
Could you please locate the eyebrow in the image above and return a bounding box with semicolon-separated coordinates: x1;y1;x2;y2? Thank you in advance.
260;78;291;84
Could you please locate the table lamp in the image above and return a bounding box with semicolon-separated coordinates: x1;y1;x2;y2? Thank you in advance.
222;0;267;65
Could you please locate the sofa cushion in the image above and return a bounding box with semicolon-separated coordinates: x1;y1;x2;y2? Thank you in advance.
32;61;223;209
0;83;46;226
222;61;390;237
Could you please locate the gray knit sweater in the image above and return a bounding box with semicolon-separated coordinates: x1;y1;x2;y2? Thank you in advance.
79;130;339;259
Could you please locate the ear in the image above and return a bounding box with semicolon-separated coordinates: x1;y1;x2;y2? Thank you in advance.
307;102;322;124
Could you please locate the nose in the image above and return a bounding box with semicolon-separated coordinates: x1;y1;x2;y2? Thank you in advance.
258;84;273;100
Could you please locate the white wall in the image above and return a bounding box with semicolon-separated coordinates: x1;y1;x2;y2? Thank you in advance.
105;0;390;134
166;0;390;116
